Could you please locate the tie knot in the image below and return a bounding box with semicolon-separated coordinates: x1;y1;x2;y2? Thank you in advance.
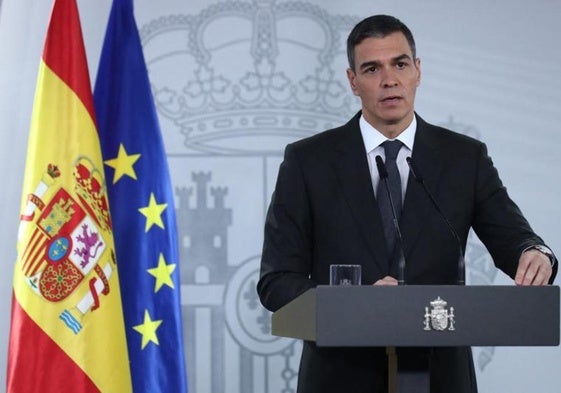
382;140;403;161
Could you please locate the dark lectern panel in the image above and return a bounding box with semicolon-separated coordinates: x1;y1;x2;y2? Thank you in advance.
272;285;560;347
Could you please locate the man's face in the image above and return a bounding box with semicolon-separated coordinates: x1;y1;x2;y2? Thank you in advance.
346;32;421;136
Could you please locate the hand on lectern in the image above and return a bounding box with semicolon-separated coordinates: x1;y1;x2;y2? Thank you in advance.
373;276;398;286
515;249;553;286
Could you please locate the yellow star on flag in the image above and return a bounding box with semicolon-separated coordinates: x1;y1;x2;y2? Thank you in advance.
138;193;167;232
104;143;141;184
132;310;163;349
148;253;176;293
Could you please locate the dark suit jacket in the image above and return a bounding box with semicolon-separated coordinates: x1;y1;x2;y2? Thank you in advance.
258;112;556;393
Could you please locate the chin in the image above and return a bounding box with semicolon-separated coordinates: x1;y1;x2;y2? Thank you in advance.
380;110;413;125
381;116;407;125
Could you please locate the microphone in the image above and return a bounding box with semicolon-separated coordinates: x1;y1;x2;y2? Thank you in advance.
375;155;407;285
406;157;466;285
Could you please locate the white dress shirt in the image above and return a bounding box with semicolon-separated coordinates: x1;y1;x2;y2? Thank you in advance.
359;115;417;204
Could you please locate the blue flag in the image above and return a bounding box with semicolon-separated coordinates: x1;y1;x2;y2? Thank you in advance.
94;0;188;392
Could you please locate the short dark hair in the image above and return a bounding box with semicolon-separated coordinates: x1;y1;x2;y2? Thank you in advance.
347;15;417;71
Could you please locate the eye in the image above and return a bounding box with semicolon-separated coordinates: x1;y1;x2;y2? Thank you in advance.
396;61;408;69
365;65;377;73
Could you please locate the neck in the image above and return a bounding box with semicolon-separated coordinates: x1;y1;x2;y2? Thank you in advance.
363;112;415;139
381;127;405;139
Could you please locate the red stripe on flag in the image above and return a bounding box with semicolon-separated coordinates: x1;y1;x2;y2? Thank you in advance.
21;229;39;272
25;258;47;278
21;229;43;275
7;293;100;393
42;0;96;123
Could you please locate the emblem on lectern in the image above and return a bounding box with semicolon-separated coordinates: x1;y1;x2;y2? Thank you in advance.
424;297;455;331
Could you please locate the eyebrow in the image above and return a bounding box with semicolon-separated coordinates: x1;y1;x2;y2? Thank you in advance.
358;54;413;71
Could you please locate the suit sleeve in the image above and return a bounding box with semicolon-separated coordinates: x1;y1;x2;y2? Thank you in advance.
471;143;557;282
257;143;317;312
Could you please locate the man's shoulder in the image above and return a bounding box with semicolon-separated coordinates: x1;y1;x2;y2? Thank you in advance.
289;112;361;152
292;124;347;148
417;115;484;150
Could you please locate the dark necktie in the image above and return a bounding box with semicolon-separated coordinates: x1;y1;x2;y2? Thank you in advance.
376;140;403;254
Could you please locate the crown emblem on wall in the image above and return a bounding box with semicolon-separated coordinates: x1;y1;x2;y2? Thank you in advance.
140;0;361;154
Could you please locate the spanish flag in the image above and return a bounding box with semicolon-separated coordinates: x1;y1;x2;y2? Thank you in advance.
7;0;133;392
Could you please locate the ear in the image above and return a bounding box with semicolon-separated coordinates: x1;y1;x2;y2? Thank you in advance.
415;58;421;87
346;68;359;96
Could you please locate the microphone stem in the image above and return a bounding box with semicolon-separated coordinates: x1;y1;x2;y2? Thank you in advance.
457;253;465;285
381;177;406;285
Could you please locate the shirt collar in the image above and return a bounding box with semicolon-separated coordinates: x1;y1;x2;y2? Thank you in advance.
359;114;417;153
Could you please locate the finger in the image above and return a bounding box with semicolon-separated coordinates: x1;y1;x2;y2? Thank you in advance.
531;263;552;286
531;267;545;285
514;257;531;285
514;262;534;286
519;258;552;286
522;261;539;286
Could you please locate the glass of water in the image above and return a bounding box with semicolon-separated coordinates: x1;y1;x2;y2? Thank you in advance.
329;264;361;286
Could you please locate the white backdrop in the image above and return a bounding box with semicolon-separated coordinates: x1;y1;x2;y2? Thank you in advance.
0;1;560;392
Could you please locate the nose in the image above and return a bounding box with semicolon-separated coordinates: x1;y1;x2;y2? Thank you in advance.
380;68;398;87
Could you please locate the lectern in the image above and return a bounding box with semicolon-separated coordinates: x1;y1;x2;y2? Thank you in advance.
271;285;560;393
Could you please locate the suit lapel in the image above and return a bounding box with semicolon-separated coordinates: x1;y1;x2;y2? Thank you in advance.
401;115;446;258
331;114;390;273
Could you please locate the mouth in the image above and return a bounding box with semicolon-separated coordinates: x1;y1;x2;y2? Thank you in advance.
380;95;402;104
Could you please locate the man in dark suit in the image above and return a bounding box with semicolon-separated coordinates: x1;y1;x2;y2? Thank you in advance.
257;14;557;393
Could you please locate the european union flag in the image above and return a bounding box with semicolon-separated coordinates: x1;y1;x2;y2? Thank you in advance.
94;0;188;392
